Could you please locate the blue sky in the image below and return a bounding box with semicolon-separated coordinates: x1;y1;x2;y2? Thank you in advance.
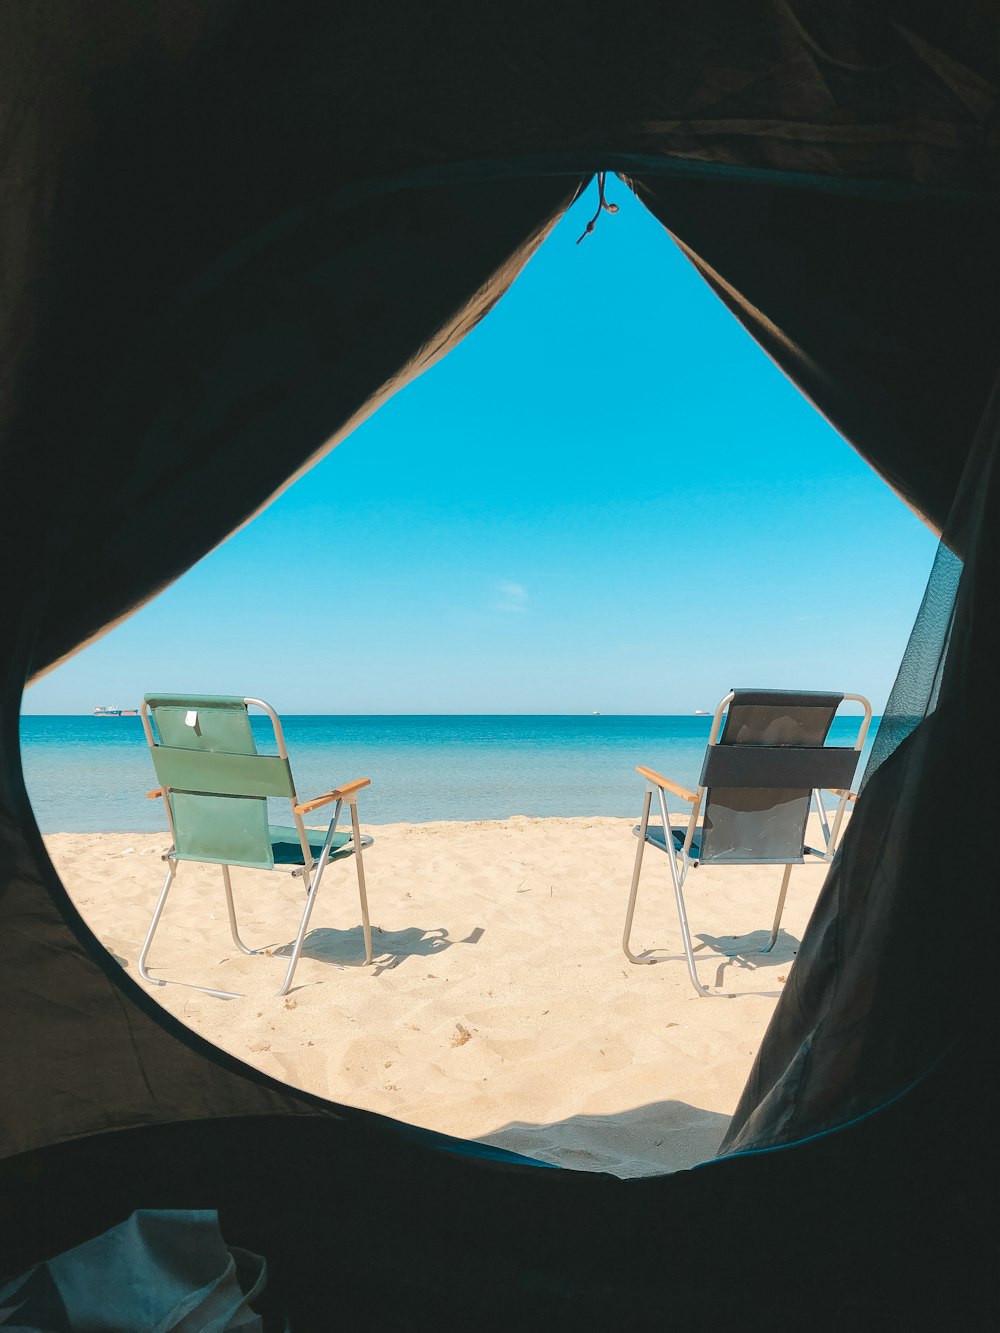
24;182;937;715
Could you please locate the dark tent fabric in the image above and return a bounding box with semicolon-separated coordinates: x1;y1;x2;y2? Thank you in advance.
14;170;583;675
629;174;1000;536
3;4;1000;1327
723;376;1000;1152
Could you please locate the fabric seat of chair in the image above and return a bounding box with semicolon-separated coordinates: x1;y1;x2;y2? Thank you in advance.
268;826;355;867
633;824;703;859
632;823;822;863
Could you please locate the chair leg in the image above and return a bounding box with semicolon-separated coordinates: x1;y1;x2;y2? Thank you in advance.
654;789;716;998
349;801;374;965
277;855;326;998
827;791;852;857
814;789;832;854
138;861;176;987
671;880;715;997
138;860;242;1000
761;863;793;953
624;790;713;994
623;791;654;963
277;800;376;995
221;864;263;956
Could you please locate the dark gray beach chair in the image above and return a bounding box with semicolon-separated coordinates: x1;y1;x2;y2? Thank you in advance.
139;694;374;999
623;688;872;996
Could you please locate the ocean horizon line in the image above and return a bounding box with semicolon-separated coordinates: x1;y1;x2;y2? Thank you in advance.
21;708;884;719
21;710;884;833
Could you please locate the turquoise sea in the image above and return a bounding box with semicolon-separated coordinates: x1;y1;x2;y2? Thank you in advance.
20;714;878;833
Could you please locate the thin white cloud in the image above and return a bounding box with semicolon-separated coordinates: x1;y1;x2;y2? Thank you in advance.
490;580;528;613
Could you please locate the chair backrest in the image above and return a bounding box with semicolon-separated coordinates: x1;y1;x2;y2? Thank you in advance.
696;689;866;865
142;695;297;869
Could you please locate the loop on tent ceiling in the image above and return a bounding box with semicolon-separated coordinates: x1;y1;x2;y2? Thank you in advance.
576;171;619;243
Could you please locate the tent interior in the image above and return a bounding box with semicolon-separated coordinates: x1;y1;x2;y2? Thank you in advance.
2;5;999;1327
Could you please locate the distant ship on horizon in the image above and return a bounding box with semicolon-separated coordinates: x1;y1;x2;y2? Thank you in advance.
93;705;138;717
693;709;710;715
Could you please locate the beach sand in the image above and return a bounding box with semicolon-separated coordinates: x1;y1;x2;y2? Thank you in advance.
44;815;840;1178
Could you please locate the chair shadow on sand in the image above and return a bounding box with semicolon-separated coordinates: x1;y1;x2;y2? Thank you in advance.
631;927;801;998
274;924;484;978
479;1099;734;1178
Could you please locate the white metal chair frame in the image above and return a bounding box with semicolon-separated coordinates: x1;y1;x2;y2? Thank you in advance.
623;691;872;997
139;697;373;999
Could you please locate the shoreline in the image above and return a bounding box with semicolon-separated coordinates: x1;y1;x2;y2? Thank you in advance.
44;816;837;1177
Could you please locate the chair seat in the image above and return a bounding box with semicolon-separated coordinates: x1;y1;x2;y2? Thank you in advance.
268;825;355;866
633;823;823;865
633;823;702;859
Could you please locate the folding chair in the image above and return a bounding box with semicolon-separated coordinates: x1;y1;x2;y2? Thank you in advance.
139;694;373;998
623;688;871;996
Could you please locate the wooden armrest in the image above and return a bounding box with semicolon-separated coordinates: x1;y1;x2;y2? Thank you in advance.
829;788;859;801
294;777;371;815
635;766;698;802
146;787;163;799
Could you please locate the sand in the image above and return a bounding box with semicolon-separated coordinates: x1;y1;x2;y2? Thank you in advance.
44;815;840;1178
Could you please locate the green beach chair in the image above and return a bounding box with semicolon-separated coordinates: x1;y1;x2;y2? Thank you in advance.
139;695;373;998
623;688;872;997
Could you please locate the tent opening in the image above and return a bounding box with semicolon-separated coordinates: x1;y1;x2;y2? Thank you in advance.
20;181;940;1178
